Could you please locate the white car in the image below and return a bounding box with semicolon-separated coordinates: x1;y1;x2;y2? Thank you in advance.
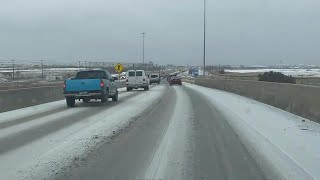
149;74;160;84
126;70;150;91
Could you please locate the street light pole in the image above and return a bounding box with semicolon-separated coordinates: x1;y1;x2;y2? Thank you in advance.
40;60;44;79
203;0;206;76
12;60;15;81
141;32;146;64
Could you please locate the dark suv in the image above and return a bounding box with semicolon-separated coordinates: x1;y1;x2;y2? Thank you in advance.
169;76;182;85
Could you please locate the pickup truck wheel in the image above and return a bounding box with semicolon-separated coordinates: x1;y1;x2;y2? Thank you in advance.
112;91;119;101
66;97;75;107
158;82;160;84
144;87;148;91
101;92;109;103
127;87;132;91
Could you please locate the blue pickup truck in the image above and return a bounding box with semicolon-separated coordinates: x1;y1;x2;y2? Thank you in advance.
63;70;118;107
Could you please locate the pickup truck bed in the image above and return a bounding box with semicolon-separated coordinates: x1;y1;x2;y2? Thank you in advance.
65;79;102;92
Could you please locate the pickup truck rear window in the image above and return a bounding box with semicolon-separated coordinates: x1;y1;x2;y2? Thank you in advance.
128;71;135;77
76;71;107;79
151;75;158;78
136;71;143;76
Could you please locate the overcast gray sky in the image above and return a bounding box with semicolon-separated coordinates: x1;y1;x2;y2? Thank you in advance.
0;0;319;65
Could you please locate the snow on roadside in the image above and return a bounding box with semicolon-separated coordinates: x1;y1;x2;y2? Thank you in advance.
8;85;166;180
185;83;320;180
0;86;129;124
0;91;137;179
0;100;65;124
117;87;127;92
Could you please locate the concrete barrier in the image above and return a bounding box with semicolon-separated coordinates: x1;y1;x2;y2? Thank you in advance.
0;82;126;113
0;86;64;113
195;78;320;123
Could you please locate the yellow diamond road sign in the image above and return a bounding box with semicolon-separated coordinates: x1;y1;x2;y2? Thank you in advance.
115;63;123;73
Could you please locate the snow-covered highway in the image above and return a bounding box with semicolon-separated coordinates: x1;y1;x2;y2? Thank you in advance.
0;81;319;180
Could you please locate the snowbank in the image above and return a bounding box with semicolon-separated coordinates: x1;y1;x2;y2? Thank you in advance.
0;100;65;124
185;83;320;180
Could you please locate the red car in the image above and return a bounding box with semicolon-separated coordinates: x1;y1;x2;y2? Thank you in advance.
170;76;182;85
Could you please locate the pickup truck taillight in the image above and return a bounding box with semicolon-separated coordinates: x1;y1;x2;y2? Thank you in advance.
100;80;104;88
63;81;66;90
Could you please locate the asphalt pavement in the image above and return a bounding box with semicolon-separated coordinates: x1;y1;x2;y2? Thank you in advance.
54;81;266;180
0;80;267;180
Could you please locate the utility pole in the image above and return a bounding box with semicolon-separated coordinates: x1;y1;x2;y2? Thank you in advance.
41;60;44;79
203;0;206;76
141;32;146;64
84;61;87;69
78;61;81;71
12;60;15;81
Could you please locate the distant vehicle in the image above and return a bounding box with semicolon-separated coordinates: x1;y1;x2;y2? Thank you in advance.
63;70;118;107
126;70;150;91
167;74;177;81
111;74;119;81
170;76;182;86
149;74;160;84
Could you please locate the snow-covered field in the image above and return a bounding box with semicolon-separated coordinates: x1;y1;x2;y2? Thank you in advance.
226;69;320;77
186;83;320;180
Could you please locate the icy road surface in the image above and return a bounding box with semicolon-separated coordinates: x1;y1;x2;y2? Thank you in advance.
0;82;319;180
